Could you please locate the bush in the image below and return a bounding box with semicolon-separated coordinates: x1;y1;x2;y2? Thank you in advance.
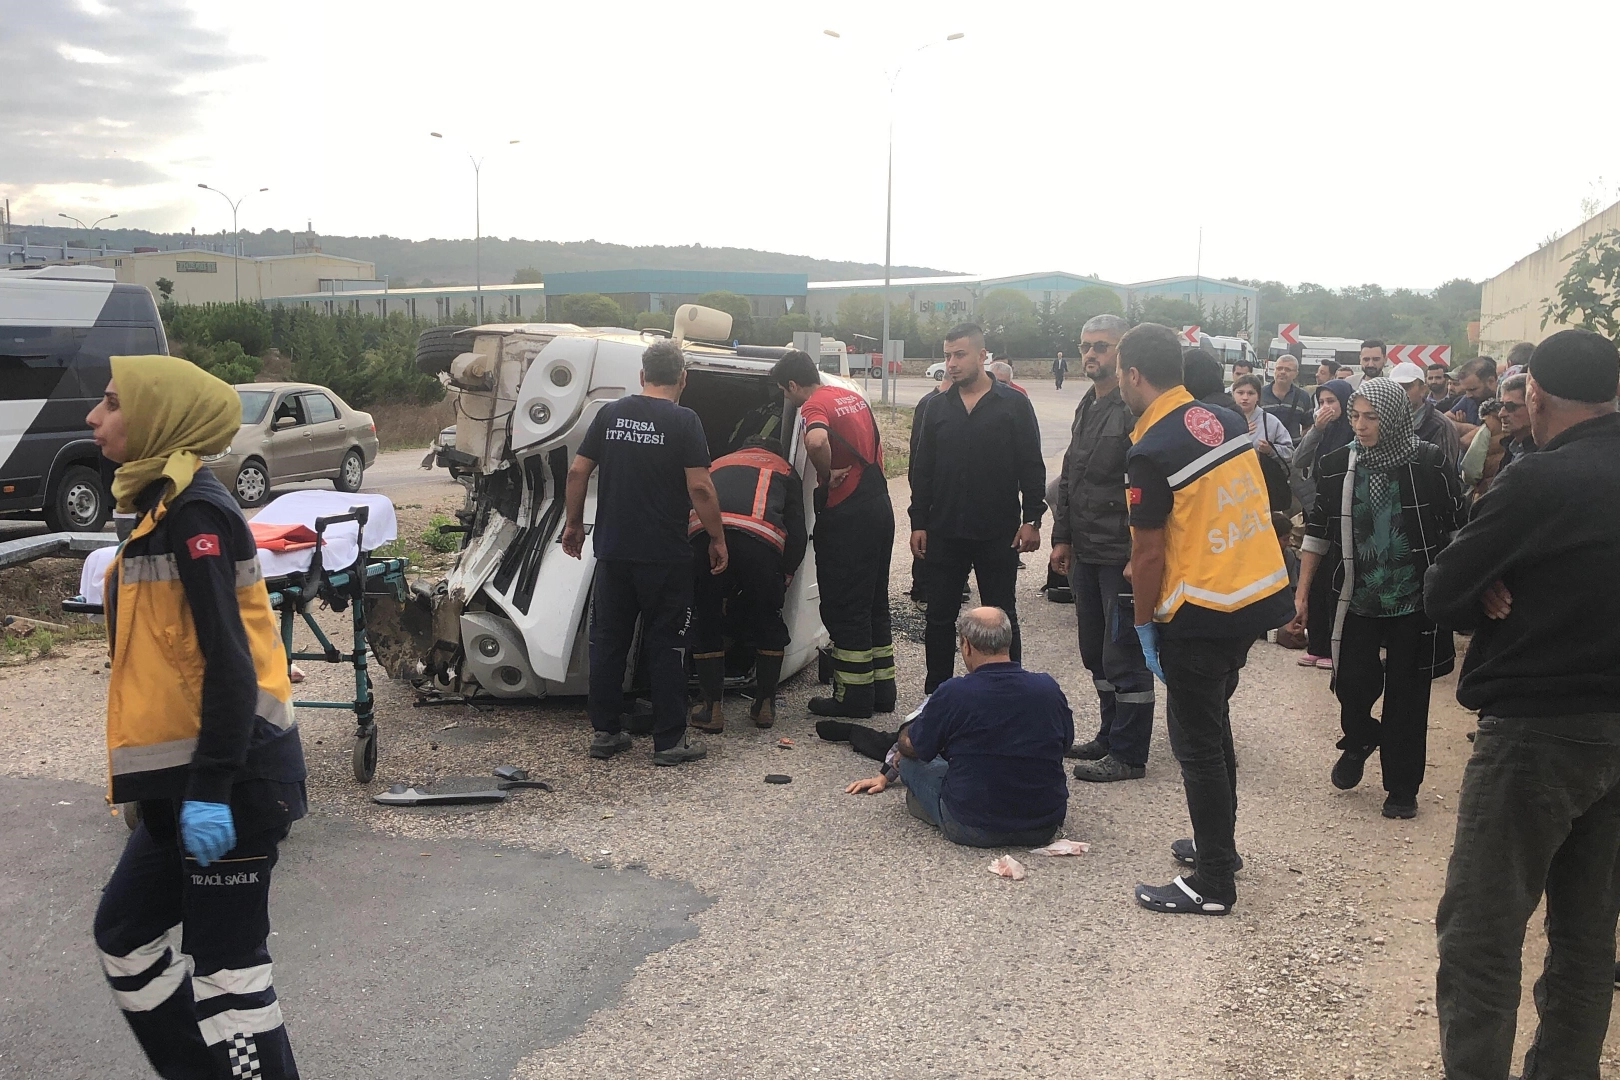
421;514;461;553
556;293;627;327
634;310;673;332
163;304;445;408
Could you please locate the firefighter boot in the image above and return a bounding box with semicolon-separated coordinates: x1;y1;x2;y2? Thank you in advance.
871;643;897;714
688;651;726;733
808;649;875;719
749;650;784;728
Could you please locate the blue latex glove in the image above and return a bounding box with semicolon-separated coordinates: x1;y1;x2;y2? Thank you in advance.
1134;622;1166;684
179;801;236;867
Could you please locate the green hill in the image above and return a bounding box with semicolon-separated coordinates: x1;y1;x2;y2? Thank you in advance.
10;225;952;285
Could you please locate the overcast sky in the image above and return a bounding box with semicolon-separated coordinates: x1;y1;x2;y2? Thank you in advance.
5;0;1618;288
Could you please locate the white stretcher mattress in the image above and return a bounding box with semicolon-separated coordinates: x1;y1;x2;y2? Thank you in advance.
79;491;398;605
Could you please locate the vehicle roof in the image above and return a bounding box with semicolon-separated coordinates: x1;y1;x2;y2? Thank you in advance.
233;381;342;394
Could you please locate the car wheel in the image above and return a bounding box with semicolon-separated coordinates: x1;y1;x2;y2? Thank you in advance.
933;369;945;381
45;463;110;531
235;459;271;508
335;449;365;493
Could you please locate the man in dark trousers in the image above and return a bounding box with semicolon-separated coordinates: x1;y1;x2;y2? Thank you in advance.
1119;323;1293;916
906;382;942;602
686;436;805;733
563;339;726;766
1053;350;1067;389
1050;312;1155;784
1425;329;1620;1080
909;323;1046;706
774;350;896;718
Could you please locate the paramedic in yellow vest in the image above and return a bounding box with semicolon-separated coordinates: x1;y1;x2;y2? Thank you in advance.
1118;324;1293;918
86;356;305;1080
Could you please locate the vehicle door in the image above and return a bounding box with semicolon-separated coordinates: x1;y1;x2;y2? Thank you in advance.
778;383;833;679
298;391;346;477
266;392;316;479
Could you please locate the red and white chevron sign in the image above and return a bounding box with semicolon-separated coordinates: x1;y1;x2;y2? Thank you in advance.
1387;344;1453;367
1278;322;1300;345
1180;325;1201;346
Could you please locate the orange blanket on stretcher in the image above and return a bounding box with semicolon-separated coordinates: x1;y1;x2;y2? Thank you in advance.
248;522;320;552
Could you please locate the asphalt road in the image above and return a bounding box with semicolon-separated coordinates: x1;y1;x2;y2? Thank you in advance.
0;774;706;1080
880;374;1086;459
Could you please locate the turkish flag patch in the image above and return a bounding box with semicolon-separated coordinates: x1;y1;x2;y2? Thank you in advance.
1127;486;1143;506
186;533;221;559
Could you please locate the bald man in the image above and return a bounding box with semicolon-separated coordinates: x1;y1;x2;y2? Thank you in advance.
894;606;1073;848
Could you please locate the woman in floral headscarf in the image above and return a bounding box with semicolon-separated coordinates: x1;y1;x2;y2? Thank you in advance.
1289;377;1466;820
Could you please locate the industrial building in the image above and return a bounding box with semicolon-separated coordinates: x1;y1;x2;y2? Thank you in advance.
805;271;1259;338
540;269;808;321
80;248;378;305
1479;197;1620;358
263;282;546;322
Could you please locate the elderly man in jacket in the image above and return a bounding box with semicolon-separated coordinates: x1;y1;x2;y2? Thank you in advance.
1426;330;1620;1080
1049;313;1155;783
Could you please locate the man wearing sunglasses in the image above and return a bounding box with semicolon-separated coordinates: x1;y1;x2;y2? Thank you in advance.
1495;372;1536;473
1049;313;1155;783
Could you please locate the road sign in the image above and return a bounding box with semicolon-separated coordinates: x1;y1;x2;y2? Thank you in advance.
1180;325;1201;346
1387;344;1453;367
1278;322;1300;345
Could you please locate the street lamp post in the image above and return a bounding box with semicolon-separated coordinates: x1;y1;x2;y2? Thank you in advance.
430;133;520;321
197;184;268;303
825;29;964;404
58;212;119;230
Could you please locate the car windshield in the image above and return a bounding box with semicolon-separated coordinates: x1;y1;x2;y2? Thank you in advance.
238;389;274;425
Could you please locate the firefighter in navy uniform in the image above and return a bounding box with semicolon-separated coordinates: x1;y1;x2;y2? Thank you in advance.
1115;324;1293;918
687;437;807;731
773;350;897;718
86;356;306;1080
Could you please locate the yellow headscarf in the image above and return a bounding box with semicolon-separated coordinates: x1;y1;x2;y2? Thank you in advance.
109;355;241;515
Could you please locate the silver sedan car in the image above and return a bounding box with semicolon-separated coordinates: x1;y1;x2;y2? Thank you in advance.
207;382;380;507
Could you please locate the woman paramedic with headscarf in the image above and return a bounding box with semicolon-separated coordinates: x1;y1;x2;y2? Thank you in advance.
1289;376;1464;823
86;355;305;1080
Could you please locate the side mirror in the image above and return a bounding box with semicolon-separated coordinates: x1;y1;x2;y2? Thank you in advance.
273;415;297;431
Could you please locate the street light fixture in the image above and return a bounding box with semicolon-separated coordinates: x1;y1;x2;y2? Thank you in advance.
824;29;966;403
197;184;269;303
430;133;521;319
58;212;119;230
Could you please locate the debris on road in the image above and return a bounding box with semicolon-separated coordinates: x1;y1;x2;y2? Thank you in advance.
764;774;791;784
987;855;1027;881
1029;839;1089;856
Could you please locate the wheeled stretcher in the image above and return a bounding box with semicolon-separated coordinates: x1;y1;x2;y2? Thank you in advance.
70;491;409;782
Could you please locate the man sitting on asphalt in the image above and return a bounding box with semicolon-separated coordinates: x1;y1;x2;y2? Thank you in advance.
883;607;1073;848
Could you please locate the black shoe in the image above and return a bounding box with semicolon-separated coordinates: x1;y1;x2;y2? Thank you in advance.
1072;754;1145;783
652;738;708;766
1382;795;1418;820
815;719;853;742
808;683;875;719
1170;838;1244;872
1135;876;1232;916
589;731;632;760
847;723;900;763
872;677;897;714
1065;738;1108;761
1045;586;1074;604
1331;743;1376;790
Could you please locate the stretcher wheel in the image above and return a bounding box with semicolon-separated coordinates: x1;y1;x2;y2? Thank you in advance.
121;802;141;832
353;728;378;783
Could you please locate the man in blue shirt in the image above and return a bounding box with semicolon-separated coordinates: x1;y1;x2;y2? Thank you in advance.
895;606;1073;847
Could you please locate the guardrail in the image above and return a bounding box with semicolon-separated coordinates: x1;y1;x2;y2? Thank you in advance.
0;532;118;571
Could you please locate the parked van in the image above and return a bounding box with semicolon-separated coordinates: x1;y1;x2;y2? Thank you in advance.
0;266;168;530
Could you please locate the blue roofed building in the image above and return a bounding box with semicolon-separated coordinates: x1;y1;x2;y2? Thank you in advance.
541;269;808;321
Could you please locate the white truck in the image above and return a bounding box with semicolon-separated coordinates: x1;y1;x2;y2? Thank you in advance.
386;306;836;701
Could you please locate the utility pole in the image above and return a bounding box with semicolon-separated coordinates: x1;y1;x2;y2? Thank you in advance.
431;133;520;323
198;184;268;303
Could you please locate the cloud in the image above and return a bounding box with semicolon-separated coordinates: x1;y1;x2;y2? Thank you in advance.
0;0;246;187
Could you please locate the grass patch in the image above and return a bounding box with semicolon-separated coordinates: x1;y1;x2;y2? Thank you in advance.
1;618;105;665
421;514;462;553
369;399;457;451
873;404;914;478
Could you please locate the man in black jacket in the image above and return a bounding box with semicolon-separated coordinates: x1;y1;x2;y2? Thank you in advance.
909;323;1045;699
1050;313;1154;783
1424;329;1620;1080
907;385;941;602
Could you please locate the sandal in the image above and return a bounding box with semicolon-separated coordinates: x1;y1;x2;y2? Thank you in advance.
1135;876;1232;916
1169;838;1244;872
